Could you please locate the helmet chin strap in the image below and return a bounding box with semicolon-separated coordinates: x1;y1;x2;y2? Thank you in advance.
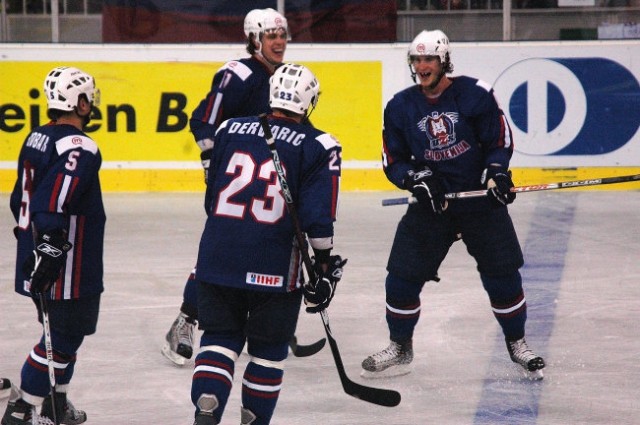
409;64;417;83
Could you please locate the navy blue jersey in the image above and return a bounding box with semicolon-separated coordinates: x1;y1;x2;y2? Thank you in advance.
196;115;341;293
382;76;514;211
190;57;273;142
10;123;105;300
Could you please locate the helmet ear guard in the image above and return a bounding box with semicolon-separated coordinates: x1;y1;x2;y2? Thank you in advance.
269;63;320;116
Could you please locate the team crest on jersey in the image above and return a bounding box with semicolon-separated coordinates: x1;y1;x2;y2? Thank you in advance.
246;272;284;287
418;112;458;149
417;112;470;161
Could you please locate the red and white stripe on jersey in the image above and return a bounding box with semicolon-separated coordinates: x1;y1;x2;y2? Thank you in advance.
498;113;513;151
205;61;253;127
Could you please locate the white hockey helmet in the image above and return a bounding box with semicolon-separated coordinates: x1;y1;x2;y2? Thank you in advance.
243;9;265;38
408;29;450;62
269;63;320;116
43;66;99;111
244;8;289;40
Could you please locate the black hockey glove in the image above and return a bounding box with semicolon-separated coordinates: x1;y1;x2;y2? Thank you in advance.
482;166;516;207
303;255;347;313
200;149;212;184
23;232;72;295
404;168;447;215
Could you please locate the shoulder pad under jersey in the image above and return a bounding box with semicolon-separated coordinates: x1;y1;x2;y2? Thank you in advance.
56;134;98;155
216;118;232;135
474;78;493;94
218;60;253;82
315;133;340;150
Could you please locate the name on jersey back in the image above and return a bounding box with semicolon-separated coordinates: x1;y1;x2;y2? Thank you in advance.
227;121;306;146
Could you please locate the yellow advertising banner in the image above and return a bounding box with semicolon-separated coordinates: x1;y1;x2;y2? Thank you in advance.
0;61;393;192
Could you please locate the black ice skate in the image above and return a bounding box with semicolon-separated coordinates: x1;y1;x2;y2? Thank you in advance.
41;392;86;425
1;384;54;425
507;337;545;380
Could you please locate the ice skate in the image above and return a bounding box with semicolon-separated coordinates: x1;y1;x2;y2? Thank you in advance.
162;312;196;366
0;378;11;399
41;393;86;425
1;384;54;425
361;340;413;379
506;337;545;380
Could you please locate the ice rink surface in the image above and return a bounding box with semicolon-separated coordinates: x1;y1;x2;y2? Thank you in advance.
1;190;639;424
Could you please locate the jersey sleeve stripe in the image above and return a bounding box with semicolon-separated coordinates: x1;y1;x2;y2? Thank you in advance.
207;94;225;127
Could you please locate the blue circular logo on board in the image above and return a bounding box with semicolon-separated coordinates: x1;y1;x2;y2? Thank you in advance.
493;58;640;156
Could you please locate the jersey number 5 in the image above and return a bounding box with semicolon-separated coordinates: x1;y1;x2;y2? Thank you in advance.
215;151;286;224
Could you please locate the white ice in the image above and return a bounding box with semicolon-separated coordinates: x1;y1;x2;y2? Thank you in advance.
1;191;639;424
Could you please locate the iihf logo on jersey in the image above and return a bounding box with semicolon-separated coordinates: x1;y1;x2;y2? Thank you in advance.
246;272;284;287
418;112;458;149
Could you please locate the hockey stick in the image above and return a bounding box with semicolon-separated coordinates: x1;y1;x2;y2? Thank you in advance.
289;336;327;357
39;293;59;425
259;114;401;407
381;173;640;206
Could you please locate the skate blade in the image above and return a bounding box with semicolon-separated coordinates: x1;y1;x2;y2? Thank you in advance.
525;368;544;381
161;343;187;366
360;364;412;379
61;412;88;425
0;387;9;399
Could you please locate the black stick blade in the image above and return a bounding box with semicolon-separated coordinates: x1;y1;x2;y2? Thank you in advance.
289;336;327;357
343;380;401;407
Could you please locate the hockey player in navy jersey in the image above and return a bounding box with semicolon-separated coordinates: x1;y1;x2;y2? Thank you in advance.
2;67;104;425
162;7;292;366
190;63;345;425
361;30;545;380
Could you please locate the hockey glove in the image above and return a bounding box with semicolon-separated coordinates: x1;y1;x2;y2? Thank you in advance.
482;166;516;207
23;231;72;295
303;255;347;313
404;168;447;215
200;149;212;184
196;137;215;185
